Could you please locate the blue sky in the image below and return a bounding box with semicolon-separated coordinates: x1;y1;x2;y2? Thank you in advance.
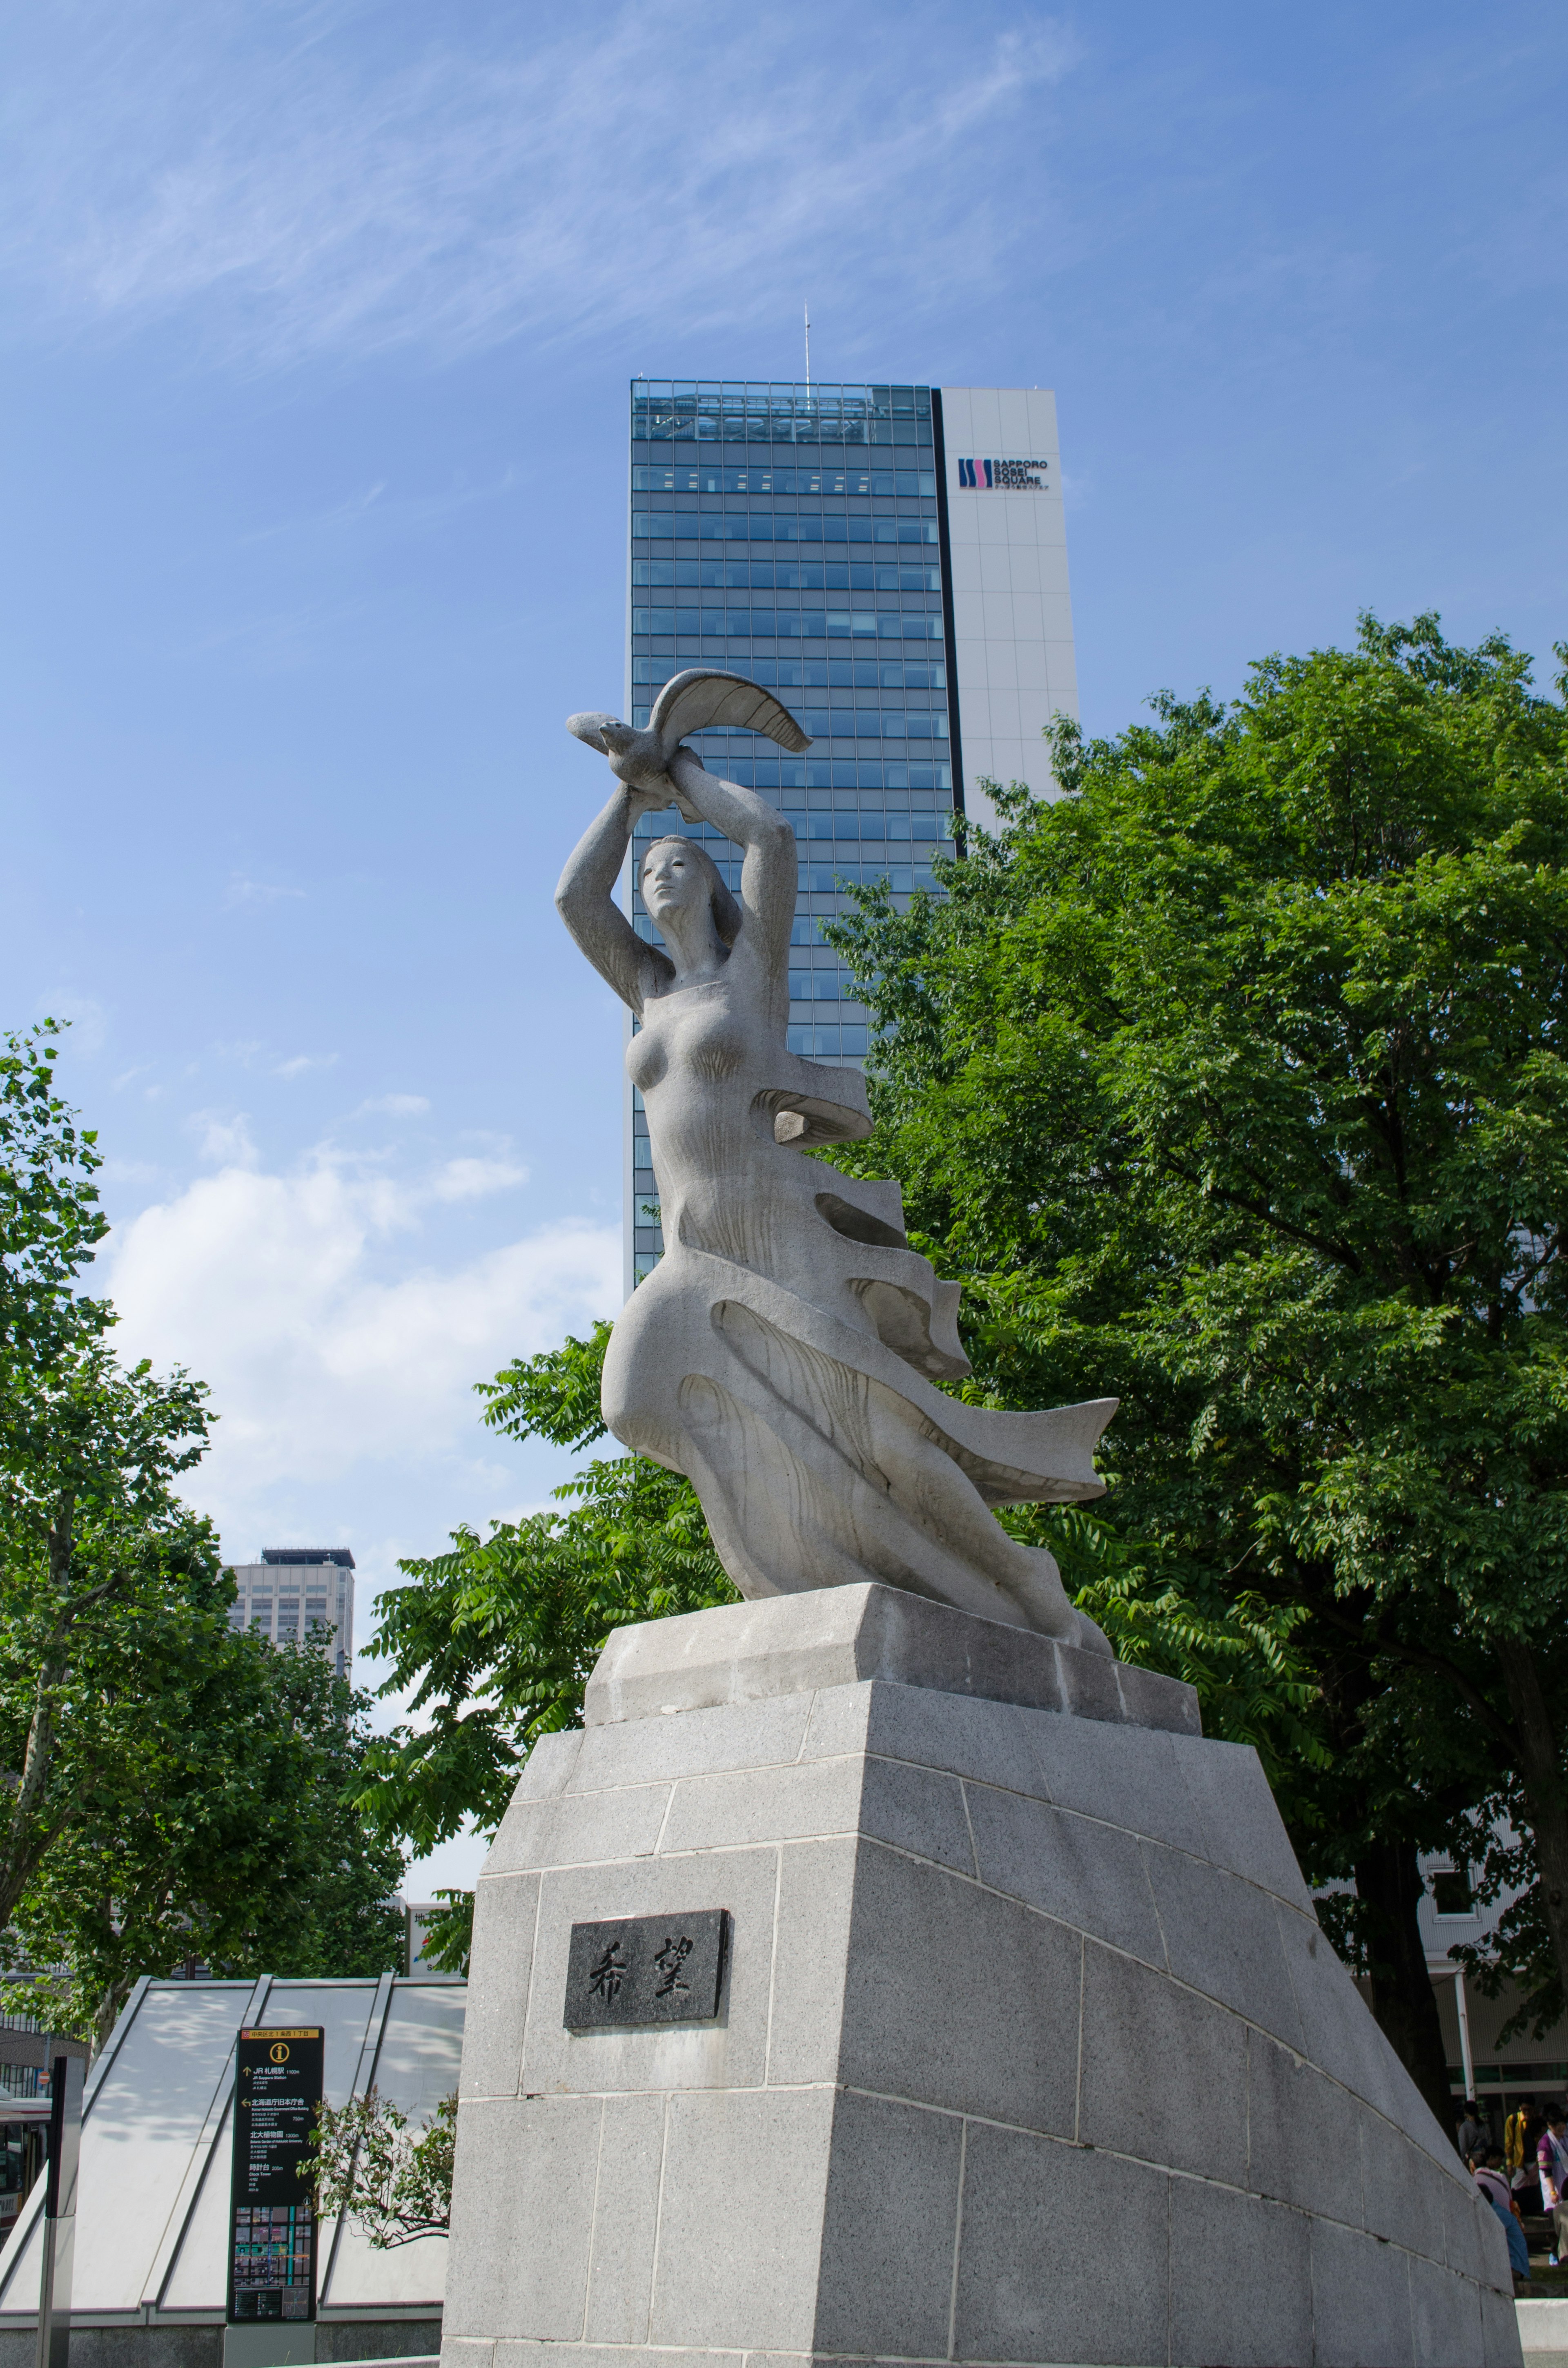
2;0;1563;1886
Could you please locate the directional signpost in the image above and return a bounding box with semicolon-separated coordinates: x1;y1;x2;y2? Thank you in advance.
227;2027;323;2363
34;2054;84;2368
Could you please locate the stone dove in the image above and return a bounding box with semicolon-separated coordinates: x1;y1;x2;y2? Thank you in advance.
567;668;811;814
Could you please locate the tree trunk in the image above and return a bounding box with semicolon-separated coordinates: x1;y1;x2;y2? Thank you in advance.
1354;1835;1457;2142
1492;1637;1568;2019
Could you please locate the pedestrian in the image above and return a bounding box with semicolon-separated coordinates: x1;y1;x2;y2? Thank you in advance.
1507;2104;1529;2181
1476;2147;1532;2291
1458;2099;1488;2160
1515;2111;1545;2214
1538;2106;1568;2264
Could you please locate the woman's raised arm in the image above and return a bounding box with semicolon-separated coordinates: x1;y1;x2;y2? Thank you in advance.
667;749;795;979
555;783;673;1012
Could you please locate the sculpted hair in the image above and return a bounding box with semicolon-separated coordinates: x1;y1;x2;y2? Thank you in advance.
643;835;742;947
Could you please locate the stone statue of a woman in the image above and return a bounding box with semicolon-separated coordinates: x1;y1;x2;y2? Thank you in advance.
557;669;1116;1649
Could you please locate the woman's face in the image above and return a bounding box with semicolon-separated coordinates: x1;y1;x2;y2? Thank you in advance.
642;841;708;925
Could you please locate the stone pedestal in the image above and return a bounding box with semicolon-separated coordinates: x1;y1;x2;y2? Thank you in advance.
442;1585;1519;2368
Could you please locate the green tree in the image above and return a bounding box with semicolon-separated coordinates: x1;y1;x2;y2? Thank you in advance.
361;1325;1323;1974
0;1478;405;2042
0;1027;402;2038
0;1022;109;1376
0;1342;212;1935
359;1325;735;1968
303;2089;456;2249
822;612;1568;2122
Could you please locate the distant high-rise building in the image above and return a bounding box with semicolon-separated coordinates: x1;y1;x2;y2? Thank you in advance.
624;379;1074;1286
226;1548;355;1677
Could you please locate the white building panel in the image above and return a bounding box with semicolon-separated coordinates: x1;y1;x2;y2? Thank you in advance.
940;386;1076;830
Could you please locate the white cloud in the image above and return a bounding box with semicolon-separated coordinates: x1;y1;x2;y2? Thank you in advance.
0;7;1078;366
101;1149;620;1545
274;1052;338;1080
354;1094;430;1118
429;1156;528;1202
190;1110;259;1166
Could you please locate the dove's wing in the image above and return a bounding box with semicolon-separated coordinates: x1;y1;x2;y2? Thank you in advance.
566;711;622;753
649;669;811;755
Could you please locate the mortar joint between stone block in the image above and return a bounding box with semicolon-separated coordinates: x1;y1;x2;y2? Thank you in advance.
579;2094;609;2343
643;2092;674;2344
945;2116;968;2361
956;1776;979;1882
650;1780;680;1856
763;1843;786;2088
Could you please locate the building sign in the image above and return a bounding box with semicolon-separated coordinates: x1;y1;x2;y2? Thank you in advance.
227;2027;324;2324
564;1911;728;2028
956;457;1050;490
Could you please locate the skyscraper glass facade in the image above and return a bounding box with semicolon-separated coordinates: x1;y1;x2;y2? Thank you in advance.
626;378;961;1283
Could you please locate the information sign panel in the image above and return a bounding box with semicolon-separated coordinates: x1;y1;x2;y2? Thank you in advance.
227;2027;324;2324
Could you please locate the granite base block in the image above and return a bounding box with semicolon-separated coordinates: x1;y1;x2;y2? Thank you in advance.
445;1592;1520;2368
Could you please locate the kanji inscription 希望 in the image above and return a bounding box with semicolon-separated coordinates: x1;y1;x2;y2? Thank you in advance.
564;1912;726;2028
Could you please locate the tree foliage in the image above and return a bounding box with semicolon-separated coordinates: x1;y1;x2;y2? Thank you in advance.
0;1022;403;2038
0;1023;109;1374
359;1325;735;1969
821;611;1568;2111
302;2087;456;2249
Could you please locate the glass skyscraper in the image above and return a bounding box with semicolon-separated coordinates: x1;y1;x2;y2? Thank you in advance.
624;379;1074;1286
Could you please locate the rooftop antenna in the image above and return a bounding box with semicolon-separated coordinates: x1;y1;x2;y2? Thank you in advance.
804;303;811;396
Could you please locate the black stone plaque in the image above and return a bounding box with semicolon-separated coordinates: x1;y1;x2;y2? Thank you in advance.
564;1910;728;2029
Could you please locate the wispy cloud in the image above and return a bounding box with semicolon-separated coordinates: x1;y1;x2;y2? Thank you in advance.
224;874;307;908
0;4;1078;368
354;1093;431;1119
274;1052;338;1080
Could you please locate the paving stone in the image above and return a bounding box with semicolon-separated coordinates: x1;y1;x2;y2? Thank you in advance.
797;1680;875;1764
1023;1712;1211;1858
484;1782;670;1878
860;1678;1048;1798
1362;2102;1450;2259
498;1731;582;1809
1481;2280;1527;2363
